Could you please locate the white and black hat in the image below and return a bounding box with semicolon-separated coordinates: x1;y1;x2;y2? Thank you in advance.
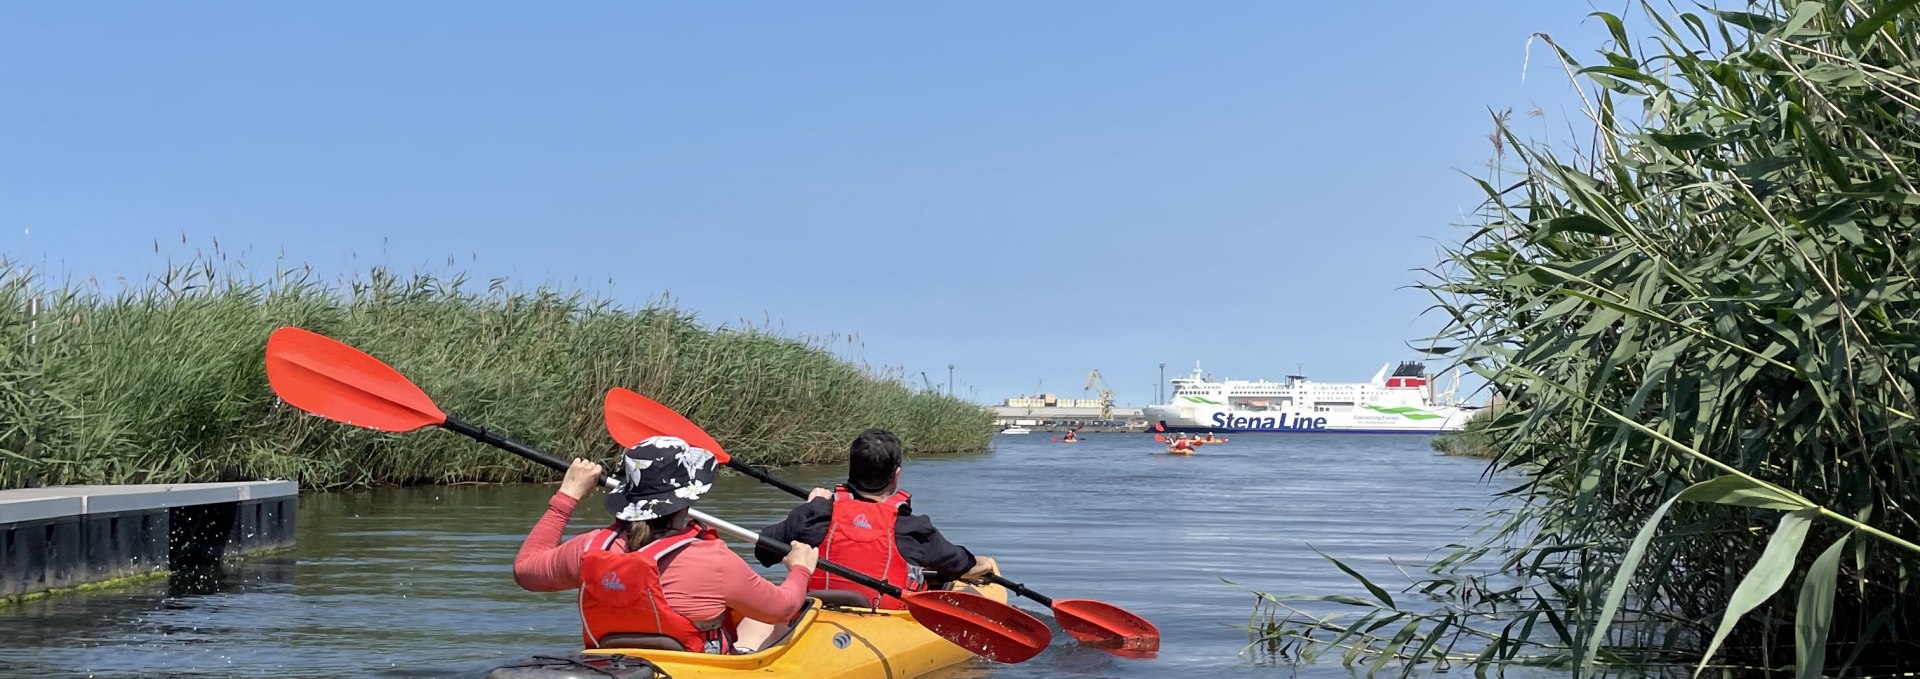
603;436;718;522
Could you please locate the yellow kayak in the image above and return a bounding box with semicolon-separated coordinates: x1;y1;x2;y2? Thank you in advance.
487;577;1011;679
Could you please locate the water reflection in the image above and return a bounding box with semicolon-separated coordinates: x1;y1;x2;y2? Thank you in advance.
1;433;1513;678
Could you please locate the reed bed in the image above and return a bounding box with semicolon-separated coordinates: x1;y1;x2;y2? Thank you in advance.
1250;1;1920;676
0;257;991;491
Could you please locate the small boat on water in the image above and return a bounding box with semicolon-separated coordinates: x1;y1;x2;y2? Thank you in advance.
1000;426;1032;435
487;579;1011;679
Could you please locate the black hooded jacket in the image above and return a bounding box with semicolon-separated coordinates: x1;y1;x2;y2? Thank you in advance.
752;491;977;581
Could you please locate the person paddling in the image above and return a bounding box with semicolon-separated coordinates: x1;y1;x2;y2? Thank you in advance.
754;428;996;609
512;437;818;653
1170;433;1195;453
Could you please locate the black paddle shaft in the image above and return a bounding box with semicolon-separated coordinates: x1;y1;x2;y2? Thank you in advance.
725;460;810;498
443;417;568;472
438;416;909;599
986;575;1051;606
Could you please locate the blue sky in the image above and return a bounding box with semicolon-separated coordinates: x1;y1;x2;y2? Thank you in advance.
1;2;1619;407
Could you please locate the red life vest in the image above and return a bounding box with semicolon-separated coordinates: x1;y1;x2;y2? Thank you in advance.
577;523;737;653
811;486;923;609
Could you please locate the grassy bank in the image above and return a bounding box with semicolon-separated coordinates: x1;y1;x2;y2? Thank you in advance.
1427;405;1500;459
0;258;991;491
1253;1;1920;675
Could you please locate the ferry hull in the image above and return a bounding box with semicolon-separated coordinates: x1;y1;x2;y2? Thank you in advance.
1152;424;1455;435
1144;405;1472;436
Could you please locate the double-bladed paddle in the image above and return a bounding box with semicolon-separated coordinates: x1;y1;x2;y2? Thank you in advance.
603;386;1161;652
261;326;1051;664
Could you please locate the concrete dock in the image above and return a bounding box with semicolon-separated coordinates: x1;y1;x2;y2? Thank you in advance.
991;405;1148;432
0;481;297;601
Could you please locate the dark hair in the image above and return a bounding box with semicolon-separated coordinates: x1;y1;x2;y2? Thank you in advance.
847;428;903;494
616;509;688;550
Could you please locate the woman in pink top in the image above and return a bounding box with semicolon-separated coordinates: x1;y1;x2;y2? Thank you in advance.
514;436;817;653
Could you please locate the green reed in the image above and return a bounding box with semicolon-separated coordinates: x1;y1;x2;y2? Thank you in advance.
1249;1;1920;676
0;256;990;491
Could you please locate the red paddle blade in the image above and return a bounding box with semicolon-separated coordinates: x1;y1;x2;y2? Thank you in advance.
603;388;732;463
1153;434;1167;443
264;327;446;432
902;591;1051;663
1153;422;1164;432
1052;599;1161;650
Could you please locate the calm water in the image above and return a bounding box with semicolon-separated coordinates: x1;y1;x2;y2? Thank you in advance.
1;433;1513;677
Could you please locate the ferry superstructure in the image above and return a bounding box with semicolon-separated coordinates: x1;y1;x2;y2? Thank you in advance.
1143;362;1474;434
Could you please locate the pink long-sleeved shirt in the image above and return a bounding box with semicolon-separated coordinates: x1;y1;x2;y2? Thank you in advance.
513;492;812;624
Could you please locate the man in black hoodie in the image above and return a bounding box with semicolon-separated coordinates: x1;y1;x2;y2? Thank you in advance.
753;428;995;606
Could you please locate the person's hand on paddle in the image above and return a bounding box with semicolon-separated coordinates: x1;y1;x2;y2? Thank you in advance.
559;458;604;500
783;541;819;573
807;487;832;501
961;556;998;584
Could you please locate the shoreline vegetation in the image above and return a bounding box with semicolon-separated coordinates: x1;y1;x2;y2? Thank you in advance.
1428;404;1500;459
1250;1;1920;676
0;255;991;491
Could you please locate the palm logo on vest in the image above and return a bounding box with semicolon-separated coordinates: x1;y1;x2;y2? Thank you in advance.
853;513;873;529
599;571;625;591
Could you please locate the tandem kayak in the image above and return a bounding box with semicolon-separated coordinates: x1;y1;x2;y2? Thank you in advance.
485;577;1013;679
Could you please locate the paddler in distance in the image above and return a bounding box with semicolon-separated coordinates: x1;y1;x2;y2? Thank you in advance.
511;437;818;654
754;428;997;609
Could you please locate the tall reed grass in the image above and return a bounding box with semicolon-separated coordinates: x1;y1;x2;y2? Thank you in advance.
1250;1;1920;675
0;256;990;491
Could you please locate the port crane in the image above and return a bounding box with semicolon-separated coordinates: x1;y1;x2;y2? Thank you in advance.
1083;369;1116;420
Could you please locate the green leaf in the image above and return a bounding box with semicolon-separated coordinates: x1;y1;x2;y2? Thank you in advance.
1578;65;1667;89
1832;220;1865;247
1591;12;1632;56
1273;593;1389;608
1796;534;1851;679
1310;545;1396;609
1775;1;1824;38
1370;617;1422;675
1846;0;1920;43
1696;508;1815;677
1545;215;1615;236
1711;9;1778;33
1582;491;1685;672
1675;474;1816;511
1647;131;1720;151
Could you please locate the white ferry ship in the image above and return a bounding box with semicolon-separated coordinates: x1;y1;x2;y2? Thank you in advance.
1143;362;1475;434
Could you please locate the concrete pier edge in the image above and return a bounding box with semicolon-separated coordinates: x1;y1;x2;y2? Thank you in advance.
0;481;299;603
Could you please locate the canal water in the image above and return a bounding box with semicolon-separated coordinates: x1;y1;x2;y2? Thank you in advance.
2;433;1514;677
